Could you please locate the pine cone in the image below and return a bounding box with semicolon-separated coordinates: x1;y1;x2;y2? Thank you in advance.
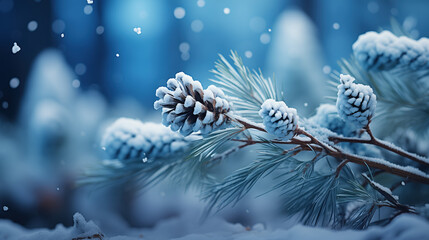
353;30;429;71
154;72;231;136
259;99;298;140
101;118;195;160
336;74;376;129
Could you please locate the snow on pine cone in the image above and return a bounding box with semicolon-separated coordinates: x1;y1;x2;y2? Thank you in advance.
154;72;231;136
101;118;195;160
336;74;376;129
259;99;298;140
353;30;429;71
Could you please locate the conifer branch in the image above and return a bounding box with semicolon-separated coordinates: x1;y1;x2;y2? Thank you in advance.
230;117;429;184
329;126;429;167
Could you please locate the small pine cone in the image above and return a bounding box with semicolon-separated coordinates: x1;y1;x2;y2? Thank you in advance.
154;72;231;136
353;30;429;71
336;74;376;129
259;99;298;140
101;118;195;160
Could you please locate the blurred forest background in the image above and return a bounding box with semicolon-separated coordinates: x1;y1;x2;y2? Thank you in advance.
1;0;429;236
1;0;429;120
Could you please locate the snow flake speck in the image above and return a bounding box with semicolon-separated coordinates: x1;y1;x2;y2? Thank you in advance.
322;65;331;74
84;5;93;15
3;206;8;212
333;22;340;30
28;20;38;31
133;27;142;35
197;0;205;7
9;78;20;88
174;7;186;19
72;79;80;88
96;26;104;35
191;20;204;32
179;42;190;53
245;50;253;58
12;42;21;54
368;2;379;14
260;33;270;44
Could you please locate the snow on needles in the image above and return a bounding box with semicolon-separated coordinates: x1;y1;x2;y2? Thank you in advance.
101;118;194;161
353;30;429;71
336;74;376;129
259;99;298;140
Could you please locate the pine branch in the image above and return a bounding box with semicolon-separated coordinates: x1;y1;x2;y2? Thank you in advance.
329;126;429;167
234;117;429;184
211;51;279;122
362;173;416;214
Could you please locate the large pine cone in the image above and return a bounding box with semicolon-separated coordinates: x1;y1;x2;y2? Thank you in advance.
154;72;231;136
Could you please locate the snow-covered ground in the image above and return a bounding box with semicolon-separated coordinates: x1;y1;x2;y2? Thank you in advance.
1;212;428;240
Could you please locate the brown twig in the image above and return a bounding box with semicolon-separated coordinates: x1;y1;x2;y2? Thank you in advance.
234;117;267;132
329;126;429;167
230;118;429;184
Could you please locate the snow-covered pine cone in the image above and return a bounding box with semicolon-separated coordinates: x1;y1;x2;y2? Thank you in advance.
154;72;231;136
101;118;195;160
353;30;429;71
259;99;298;140
336;74;376;129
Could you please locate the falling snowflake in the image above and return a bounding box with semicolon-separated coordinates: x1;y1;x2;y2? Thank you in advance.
323;65;331;74
333;22;340;30
133;27;142;35
9;78;20;89
259;33;270;44
12;42;21;54
72;79;80;88
197;0;205;7
244;50;253;58
27;20;38;31
174;7;186;19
